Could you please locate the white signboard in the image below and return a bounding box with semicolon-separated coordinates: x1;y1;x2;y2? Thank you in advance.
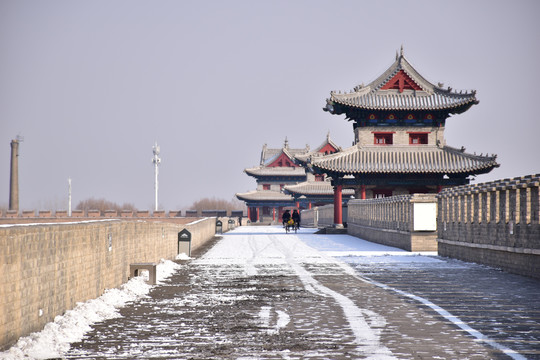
413;203;437;231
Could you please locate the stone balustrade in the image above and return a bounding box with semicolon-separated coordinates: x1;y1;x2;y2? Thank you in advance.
347;194;438;251
437;174;539;278
301;204;347;228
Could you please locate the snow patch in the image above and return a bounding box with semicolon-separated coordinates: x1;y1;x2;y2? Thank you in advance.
0;259;180;360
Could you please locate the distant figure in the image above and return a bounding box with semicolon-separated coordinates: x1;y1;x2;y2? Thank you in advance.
282;210;291;226
238;215;242;226
292;209;300;228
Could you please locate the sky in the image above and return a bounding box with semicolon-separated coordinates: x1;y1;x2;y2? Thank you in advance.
1;0;539;212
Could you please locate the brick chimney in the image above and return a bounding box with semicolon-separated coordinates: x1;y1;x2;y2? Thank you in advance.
9;139;19;211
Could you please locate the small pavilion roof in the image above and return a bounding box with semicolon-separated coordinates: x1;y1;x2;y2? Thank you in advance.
260;138;309;166
235;190;293;202
244;166;307;177
295;132;342;163
325;47;479;115
313;132;342;153
309;144;499;176
284;180;355;196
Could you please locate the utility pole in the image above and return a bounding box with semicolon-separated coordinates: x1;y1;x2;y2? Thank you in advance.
152;142;161;212
9;136;23;211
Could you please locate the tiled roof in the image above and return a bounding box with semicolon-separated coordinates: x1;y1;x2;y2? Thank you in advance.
309;144;499;175
313;132;342;153
235;190;293;202
295;133;342;162
260;139;309;165
284;181;355;196
325;49;478;114
244;166;307;177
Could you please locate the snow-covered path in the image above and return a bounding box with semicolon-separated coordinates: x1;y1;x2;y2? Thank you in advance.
197;227;395;358
3;226;537;359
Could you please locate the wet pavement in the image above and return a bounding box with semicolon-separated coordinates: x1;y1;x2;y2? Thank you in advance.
64;227;540;359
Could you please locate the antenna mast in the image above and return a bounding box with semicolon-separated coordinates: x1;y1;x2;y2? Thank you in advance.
152;142;161;211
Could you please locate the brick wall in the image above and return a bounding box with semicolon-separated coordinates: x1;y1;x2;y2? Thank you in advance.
437;174;540;279
0;217;226;350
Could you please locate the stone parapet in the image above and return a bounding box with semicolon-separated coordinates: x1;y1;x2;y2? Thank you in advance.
346;194;438;251
87;210;101;217
301;204;348;228
153;210;166;218
0;209;241;222
136;210;150;218
0;217;225;351
38;210;52;218
72;210;84;217
21;210;35;218
437;174;540;278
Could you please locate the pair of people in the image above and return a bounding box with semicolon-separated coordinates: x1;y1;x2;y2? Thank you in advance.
282;209;300;228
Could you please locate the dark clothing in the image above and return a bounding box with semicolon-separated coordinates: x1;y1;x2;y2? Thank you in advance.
282;211;291;225
292;211;300;227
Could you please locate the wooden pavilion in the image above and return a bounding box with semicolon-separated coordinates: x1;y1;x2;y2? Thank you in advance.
306;48;499;227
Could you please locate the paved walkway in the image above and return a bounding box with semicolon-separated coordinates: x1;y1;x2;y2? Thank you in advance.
65;227;539;359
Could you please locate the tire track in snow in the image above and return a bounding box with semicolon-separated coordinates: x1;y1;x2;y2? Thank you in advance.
258;306;290;335
268;232;396;359
312;240;528;360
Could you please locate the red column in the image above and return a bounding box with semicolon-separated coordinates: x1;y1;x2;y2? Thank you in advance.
361;185;366;200
247;207;251;221
272;207;276;221
256;207;260;222
437;185;443;193
308;202;312;209
333;185;343;227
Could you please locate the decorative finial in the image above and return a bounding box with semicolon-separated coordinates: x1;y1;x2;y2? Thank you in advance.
400;44;404;56
327;131;330;141
284;137;289;149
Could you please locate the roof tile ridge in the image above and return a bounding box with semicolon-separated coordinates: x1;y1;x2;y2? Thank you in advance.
442;145;498;162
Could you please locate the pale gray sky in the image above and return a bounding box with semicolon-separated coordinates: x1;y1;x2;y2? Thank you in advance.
1;0;539;211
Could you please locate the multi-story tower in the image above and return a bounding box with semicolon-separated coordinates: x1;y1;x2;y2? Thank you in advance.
236;135;351;223
307;48;499;226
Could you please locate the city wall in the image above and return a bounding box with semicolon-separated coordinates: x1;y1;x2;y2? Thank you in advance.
437;174;539;279
0;209;244;223
0;217;233;350
302;174;539;278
